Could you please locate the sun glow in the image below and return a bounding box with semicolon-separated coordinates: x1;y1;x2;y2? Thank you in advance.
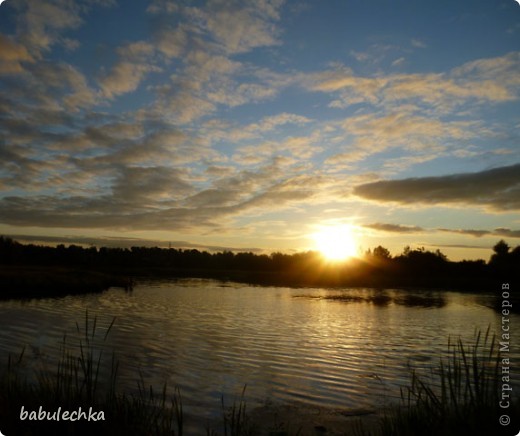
312;224;358;261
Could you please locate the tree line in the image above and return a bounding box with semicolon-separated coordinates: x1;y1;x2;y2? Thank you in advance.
0;236;518;290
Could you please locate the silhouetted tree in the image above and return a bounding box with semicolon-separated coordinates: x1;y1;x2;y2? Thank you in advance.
373;245;391;260
489;239;511;266
2;235;515;291
493;239;510;255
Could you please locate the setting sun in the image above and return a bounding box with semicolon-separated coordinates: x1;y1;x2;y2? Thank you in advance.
312;225;358;261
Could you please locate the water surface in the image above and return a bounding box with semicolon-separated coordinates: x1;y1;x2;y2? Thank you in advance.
0;279;517;422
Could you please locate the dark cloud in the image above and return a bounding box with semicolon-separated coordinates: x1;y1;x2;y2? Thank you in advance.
0;195;220;231
363;223;424;233
437;228;520;238
0;163;320;232
437;228;489;237
353;164;520;211
438;228;520;238
426;243;493;250
111;166;194;203
369;224;520;239
492;228;520;238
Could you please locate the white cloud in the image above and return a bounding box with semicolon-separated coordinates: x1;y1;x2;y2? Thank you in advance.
100;62;161;98
411;38;427;48
14;0;83;54
146;0;179;15
308;52;520;110
190;0;284;54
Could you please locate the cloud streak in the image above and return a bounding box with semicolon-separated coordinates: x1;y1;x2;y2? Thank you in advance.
365;224;520;239
363;223;425;233
353;164;520;211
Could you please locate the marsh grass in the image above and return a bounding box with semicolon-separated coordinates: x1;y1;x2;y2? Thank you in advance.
358;327;520;436
0;311;183;435
221;385;250;436
2;316;517;436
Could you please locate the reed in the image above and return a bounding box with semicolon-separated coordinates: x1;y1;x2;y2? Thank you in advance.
221;384;250;436
2;317;516;435
0;310;183;436
359;327;519;436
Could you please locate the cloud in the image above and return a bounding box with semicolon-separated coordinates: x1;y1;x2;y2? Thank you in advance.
111;166;194;203
298;53;519;177
99;40;161;98
218;112;312;154
204;165;235;178
0;56;99;113
232;131;320;167
7;2;156;103
308;52;520;110
493;228;520;238
363;223;425;233
411;38;427;48
0;157;322;233
100;62;161;98
140;1;289;124
10;0;117;56
153;25;188;59
146;0;179;15
234;173;321;212
152;54;285;123
353;163;520;211
190;0;284;54
342;112;476;150
0;35;34;74
237;113;312;139
366;224;520;239
426;243;492;251
14;0;83;54
29;61;99;110
347;43;402;67
322;111;479;171
437;228;520;238
437;228;490;238
391;57;406;68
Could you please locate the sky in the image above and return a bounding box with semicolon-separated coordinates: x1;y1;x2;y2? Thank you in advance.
0;0;519;261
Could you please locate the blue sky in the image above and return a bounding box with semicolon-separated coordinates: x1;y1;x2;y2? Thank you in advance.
0;0;519;260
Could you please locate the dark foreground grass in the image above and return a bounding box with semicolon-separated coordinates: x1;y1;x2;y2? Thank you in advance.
357;327;520;436
0;311;182;435
1;315;517;436
0;312;257;436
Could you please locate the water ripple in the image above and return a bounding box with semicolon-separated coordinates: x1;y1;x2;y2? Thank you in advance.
0;279;517;420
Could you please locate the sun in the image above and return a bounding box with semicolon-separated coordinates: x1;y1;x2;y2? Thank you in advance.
312;224;358;261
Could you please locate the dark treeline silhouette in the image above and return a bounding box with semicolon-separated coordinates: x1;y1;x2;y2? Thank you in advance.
0;236;518;293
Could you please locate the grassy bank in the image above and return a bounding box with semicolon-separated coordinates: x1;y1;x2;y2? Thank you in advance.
0;315;517;435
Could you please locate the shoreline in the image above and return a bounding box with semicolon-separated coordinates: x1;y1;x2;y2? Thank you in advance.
1;263;518;317
1;264;516;308
0;265;133;300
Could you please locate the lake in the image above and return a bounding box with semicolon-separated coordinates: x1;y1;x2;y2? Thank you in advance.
0;279;518;428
